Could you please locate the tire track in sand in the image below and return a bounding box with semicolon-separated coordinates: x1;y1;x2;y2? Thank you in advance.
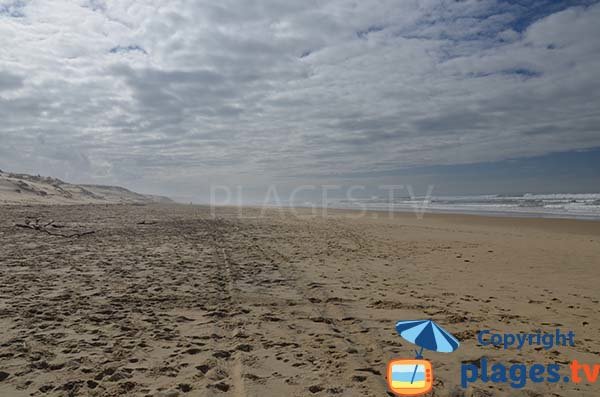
197;217;248;397
220;246;247;397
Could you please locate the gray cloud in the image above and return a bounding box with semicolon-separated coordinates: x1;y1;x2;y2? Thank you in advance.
0;70;23;91
0;0;599;199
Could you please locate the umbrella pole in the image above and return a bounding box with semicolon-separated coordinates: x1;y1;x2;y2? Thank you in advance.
410;346;424;384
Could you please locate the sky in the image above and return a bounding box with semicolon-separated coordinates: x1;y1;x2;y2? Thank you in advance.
1;0;599;202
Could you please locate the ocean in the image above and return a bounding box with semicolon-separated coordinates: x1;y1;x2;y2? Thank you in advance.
326;193;600;220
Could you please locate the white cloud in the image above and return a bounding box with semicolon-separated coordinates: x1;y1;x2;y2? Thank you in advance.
0;0;599;196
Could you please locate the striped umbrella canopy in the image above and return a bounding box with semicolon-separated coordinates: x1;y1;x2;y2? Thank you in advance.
395;320;460;355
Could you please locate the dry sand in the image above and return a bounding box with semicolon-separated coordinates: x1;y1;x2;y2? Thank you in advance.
0;204;598;397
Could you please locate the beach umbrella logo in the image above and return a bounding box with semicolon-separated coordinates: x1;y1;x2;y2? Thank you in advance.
387;320;460;396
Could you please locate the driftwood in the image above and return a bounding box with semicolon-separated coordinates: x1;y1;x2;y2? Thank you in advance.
15;219;95;238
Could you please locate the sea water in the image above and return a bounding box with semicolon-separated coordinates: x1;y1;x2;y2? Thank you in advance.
326;193;600;220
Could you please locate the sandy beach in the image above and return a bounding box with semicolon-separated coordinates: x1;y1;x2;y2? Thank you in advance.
0;204;599;397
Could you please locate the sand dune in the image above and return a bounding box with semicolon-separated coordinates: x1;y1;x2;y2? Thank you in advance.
0;204;598;396
0;171;172;205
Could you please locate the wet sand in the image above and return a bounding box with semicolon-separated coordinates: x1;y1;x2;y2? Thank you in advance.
0;204;599;396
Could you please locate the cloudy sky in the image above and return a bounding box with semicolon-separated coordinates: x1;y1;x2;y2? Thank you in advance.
1;0;599;201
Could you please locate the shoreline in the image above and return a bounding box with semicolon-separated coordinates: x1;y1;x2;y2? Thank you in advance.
195;203;600;234
243;202;600;222
328;204;600;221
